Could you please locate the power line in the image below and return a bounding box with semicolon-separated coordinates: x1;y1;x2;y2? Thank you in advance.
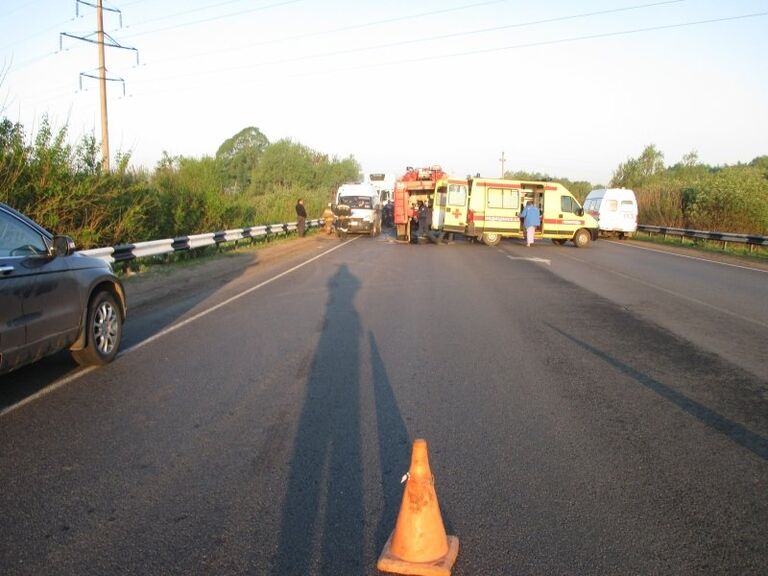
61;0;139;171
202;0;689;76
138;0;508;66
117;0;305;40
132;10;768;95
119;0;266;28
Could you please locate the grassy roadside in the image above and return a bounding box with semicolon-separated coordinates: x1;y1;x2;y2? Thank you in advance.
631;231;768;262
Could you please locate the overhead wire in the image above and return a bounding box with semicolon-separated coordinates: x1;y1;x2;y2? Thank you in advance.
117;0;274;29
162;0;688;78
127;11;768;98
117;0;306;40
140;0;508;66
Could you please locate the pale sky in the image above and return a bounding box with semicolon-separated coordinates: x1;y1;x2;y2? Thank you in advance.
2;0;766;184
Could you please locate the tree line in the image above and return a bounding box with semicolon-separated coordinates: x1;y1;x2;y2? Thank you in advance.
506;144;768;236
0;120;359;248
1;117;766;249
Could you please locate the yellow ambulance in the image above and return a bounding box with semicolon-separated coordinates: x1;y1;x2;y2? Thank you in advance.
431;177;598;247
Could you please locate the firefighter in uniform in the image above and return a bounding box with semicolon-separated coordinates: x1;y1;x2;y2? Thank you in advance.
322;203;335;235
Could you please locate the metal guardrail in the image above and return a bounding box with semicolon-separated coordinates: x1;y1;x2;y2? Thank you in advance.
79;219;322;264
636;225;768;248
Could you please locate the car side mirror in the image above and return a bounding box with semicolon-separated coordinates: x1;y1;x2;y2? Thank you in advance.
53;235;76;257
576;208;584;217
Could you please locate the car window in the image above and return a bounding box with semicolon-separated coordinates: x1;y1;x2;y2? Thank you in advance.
561;195;579;214
339;196;372;209
447;184;467;206
487;188;518;209
0;211;49;257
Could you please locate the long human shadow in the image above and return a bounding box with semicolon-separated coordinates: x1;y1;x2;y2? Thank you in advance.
272;264;365;575
368;331;411;551
546;323;768;461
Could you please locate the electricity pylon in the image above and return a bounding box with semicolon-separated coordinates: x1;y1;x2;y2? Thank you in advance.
61;0;138;172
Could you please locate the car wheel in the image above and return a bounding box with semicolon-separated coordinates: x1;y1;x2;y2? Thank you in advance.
572;229;591;248
482;232;501;247
72;291;123;366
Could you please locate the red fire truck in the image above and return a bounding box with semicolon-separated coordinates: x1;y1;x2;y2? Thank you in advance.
393;165;447;241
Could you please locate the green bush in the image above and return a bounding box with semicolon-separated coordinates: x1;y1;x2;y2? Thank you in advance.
0;118;361;246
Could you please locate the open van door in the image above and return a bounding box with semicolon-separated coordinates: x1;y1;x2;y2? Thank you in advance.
441;180;469;233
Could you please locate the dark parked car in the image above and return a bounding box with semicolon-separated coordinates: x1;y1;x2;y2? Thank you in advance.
0;203;126;375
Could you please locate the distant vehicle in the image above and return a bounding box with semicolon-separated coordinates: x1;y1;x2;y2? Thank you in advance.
365;172;396;204
335;183;382;237
431;177;599;247
583;188;638;238
0;203;126;375
392;166;447;242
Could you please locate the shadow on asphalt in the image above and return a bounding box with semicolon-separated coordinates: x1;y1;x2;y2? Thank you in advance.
546;323;768;462
271;265;412;575
0;253;253;413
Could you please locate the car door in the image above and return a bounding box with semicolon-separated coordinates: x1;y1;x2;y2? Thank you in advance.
542;192;583;238
0;209;80;369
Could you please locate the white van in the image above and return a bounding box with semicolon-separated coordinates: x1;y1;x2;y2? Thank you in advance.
335;183;382;236
365;173;396;205
583;188;638;238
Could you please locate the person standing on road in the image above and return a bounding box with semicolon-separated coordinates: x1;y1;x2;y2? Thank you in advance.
322;203;335;235
521;200;541;247
296;198;307;237
417;200;428;239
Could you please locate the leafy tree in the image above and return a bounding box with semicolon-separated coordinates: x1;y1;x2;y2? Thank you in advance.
215;127;269;193
611;144;665;188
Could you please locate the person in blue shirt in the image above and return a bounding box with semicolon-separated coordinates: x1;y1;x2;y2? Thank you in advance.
521;200;541;246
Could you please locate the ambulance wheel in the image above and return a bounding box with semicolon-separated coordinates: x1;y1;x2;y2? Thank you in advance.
573;229;591;248
482;232;501;247
552;239;567;246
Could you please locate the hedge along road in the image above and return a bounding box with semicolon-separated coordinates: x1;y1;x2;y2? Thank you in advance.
0;232;766;575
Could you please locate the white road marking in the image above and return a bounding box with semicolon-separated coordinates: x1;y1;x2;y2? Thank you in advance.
560;251;768;329
604;240;768;273
1;238;358;418
0;367;98;417
506;255;551;265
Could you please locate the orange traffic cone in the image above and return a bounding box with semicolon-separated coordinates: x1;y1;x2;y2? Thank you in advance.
377;439;459;576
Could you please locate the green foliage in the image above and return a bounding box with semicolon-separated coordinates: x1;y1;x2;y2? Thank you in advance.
3;115;763;247
249;138;360;219
611;144;665;189
607;144;767;234
0;118;361;246
503;169;593;202
215;126;269;193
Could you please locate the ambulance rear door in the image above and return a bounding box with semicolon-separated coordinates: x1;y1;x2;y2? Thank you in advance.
441;180;469;233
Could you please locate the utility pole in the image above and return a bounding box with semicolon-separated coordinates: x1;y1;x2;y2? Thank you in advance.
96;0;109;171
499;151;506;177
61;0;138;172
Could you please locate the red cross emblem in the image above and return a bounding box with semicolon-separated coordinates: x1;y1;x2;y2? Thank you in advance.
451;208;462;219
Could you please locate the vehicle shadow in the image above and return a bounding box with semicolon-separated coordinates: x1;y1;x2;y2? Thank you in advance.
545;322;768;461
271;264;365;575
0;251;257;413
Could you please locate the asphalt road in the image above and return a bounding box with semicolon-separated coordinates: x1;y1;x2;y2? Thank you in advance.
1;232;766;575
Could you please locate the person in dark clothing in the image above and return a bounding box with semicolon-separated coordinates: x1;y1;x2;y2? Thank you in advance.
295;198;307;237
417;200;428;238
